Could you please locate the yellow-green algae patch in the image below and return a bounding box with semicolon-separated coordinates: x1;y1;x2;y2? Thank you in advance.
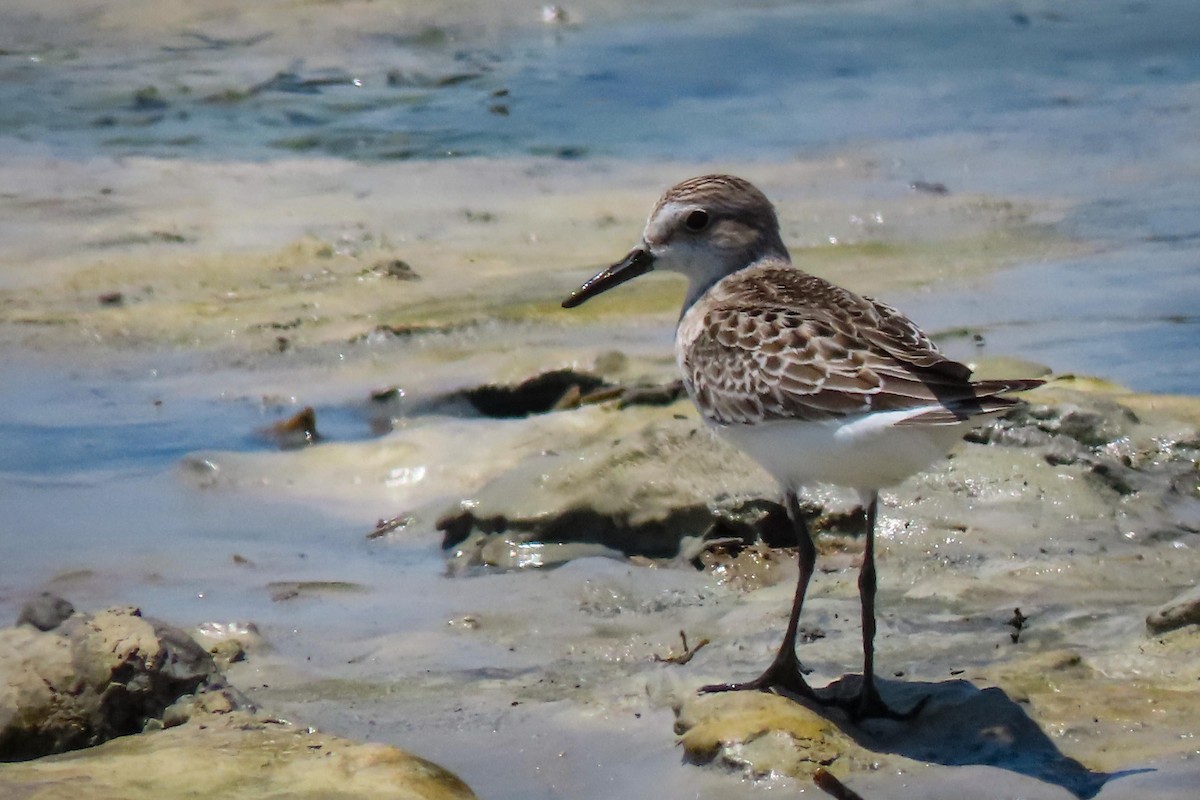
0;154;1084;357
980;634;1200;773
6;224;1077;352
676;692;880;779
0;710;477;800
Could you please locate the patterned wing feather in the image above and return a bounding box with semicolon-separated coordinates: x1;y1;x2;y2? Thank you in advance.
680;266;1034;426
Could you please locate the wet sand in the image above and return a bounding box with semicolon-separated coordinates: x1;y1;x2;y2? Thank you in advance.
3;149;1198;798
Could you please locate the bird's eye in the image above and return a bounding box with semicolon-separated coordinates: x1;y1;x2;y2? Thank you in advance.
684;209;710;231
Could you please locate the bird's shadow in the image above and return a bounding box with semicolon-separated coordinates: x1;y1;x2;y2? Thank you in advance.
806;676;1147;800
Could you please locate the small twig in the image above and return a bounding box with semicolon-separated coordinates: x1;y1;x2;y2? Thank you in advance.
367;514;412;540
1007;607;1029;643
813;768;866;800
551;383;582;411
578;385;623;405
653;630;710;665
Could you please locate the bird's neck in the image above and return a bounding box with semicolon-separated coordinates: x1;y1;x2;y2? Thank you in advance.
679;247;791;318
679;272;727;317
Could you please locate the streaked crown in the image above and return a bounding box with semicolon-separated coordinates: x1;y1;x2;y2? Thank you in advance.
643;174;790;304
560;174;792;312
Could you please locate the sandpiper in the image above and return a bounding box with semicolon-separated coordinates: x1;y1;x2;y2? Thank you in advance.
562;174;1043;718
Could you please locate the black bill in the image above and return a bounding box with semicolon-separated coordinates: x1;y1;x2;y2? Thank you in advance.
561;247;655;309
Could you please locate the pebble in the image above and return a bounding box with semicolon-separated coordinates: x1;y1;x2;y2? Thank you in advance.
1146;584;1200;634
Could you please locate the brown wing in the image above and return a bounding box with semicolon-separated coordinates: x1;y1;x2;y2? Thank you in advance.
680;267;1036;426
862;296;970;378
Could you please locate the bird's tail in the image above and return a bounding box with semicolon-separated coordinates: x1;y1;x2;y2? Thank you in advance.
900;377;1044;426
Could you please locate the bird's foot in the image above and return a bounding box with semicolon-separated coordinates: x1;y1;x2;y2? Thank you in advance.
832;680;928;722
698;651;816;701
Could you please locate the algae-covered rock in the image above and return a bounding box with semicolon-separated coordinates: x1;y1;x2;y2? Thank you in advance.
0;602;477;799
0;710;477;800
675;692;878;779
435;379;1200;571
436;407;777;563
0;604;248;761
676;679;1109;796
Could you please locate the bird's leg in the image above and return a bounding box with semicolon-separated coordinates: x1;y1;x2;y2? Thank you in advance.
849;492;926;720
699;491;816;700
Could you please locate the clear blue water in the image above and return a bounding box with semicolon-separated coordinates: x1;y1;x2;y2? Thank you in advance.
0;358;386;476
5;1;1199;164
905;247;1200;396
0;354;422;626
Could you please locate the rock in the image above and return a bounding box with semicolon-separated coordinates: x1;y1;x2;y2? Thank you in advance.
959;383;1200;542
439;501;714;563
983;649;1093;704
264;406;321;449
0;710;477;800
190;621;265;668
704;497;795;547
433;410;763;560
592;350;628;374
459;369;610;418
16;592;75;631
968;398;1137;449
372;258;421;281
677;679;1107;796
675;692;877;780
1147;585;1200;634
432;408;866;567
0;605;249;761
477;534;625;570
696;542;795;592
1056;404;1138;446
428;371;686;420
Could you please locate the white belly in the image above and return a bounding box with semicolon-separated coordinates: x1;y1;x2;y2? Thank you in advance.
716;411;968;493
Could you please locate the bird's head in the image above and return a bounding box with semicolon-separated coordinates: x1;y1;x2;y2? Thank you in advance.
562;174;788;309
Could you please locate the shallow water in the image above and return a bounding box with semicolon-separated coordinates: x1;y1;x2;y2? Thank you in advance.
901;247;1200;395
5;0;1197;391
3;1;1200;798
7;0;1200;165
